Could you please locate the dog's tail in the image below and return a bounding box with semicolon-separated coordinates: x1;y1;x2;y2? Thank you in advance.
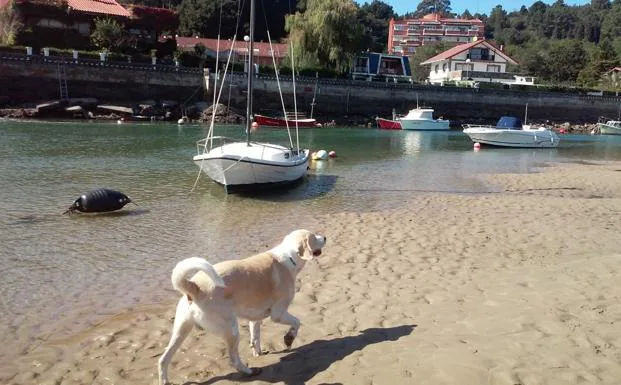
171;257;226;299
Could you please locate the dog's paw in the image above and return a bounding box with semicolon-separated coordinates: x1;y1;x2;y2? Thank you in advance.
244;367;262;377
284;332;295;348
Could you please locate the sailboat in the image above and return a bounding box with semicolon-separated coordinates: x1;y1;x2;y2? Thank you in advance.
192;0;310;193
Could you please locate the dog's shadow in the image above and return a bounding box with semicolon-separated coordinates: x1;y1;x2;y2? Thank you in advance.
186;324;416;385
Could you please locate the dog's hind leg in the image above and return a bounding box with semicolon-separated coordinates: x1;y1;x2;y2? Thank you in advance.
249;320;263;356
158;299;194;385
221;317;261;376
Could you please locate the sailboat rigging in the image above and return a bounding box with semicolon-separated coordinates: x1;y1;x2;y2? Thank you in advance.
192;0;310;193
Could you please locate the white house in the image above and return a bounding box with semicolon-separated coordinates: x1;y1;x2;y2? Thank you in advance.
420;39;534;86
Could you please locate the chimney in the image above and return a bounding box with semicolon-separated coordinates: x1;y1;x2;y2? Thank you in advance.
500;44;504;51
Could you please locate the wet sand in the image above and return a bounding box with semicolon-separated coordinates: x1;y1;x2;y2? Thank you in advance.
3;161;621;385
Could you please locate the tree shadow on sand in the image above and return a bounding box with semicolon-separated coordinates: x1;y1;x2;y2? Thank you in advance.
185;325;416;385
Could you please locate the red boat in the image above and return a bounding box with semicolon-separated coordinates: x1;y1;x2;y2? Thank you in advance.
376;117;402;130
254;114;320;128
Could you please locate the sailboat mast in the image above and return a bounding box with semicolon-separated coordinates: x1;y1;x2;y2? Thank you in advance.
245;0;255;145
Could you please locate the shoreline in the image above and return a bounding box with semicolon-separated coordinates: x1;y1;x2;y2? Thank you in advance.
2;160;621;384
0;109;601;133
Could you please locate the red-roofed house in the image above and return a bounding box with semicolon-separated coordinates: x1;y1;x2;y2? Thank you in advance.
388;13;484;56
7;0;177;50
177;36;288;67
419;39;532;86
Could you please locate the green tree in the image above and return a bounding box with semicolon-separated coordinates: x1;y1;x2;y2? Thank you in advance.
548;39;588;82
285;0;365;72
90;17;124;51
601;2;621;39
0;1;22;46
178;0;291;42
487;5;509;42
358;0;395;52
412;0;452;17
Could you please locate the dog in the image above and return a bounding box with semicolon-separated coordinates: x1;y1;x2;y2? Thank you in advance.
158;229;327;385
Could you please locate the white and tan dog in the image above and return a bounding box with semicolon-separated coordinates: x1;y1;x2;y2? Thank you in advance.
158;229;327;385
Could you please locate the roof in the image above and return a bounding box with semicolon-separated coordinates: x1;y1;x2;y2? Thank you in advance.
393;13;484;26
176;36;288;58
66;0;131;17
420;39;518;65
0;0;10;8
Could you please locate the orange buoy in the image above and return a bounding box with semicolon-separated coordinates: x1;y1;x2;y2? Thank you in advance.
328;150;337;158
473;142;481;149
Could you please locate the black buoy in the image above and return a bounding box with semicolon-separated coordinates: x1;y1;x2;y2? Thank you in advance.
64;188;133;214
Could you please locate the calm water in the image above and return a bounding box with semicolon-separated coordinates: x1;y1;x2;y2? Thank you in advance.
1;119;621;359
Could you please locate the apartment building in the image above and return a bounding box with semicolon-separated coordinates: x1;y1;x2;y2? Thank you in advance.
388;13;485;56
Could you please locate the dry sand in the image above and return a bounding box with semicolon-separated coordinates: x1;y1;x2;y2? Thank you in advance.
3;161;621;385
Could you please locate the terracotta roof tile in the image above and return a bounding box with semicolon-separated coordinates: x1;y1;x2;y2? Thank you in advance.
176;36;288;58
66;0;131;17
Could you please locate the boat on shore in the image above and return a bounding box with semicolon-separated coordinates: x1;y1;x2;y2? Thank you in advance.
462;116;559;148
192;0;310;193
596;117;621;135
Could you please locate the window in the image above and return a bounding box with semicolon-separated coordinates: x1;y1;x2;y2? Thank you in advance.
468;47;491;61
487;64;501;72
442;63;447;71
455;63;473;72
435;64;439;73
394;24;407;31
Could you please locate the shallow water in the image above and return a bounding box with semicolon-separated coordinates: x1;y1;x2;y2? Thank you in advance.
1;120;621;359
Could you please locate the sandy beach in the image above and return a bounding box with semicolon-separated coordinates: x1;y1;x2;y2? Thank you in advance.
2;160;621;385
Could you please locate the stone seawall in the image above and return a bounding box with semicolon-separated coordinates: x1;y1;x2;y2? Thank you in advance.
2;52;620;124
222;74;621;124
0;54;207;106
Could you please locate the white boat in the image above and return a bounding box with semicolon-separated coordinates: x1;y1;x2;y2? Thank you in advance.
596;117;621;135
463;116;559;148
192;0;310;193
399;107;450;131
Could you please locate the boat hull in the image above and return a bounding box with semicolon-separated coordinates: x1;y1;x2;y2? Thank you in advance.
400;119;450;131
254;114;318;128
598;122;621;135
193;142;310;192
463;128;559;148
376;117;402;129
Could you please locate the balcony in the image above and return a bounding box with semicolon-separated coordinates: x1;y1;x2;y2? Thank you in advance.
422;29;444;35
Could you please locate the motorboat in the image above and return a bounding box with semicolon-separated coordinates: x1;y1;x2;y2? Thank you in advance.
376;106;449;131
596;117;621;135
399;107;450;130
192;0;310;193
462;116;559;148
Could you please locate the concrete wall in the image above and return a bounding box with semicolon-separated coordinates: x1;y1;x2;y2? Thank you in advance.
0;54;206;106
220;74;621;124
2;52;619;124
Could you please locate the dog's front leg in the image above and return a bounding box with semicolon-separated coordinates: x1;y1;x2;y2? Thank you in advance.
249;320;263;356
270;311;300;349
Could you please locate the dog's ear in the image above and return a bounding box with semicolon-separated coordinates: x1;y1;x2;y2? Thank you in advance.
298;234;314;261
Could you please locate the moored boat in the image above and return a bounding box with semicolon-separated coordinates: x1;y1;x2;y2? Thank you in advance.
463;116;559;148
254;113;320;128
596;117;621;135
376;117;402;129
